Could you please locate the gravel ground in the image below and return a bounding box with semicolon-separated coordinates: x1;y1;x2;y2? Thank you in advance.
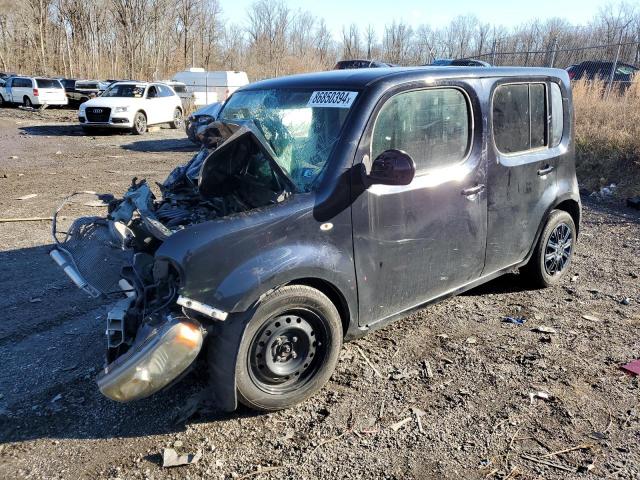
0;106;639;480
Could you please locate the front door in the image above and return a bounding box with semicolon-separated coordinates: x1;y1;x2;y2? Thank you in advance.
352;81;487;327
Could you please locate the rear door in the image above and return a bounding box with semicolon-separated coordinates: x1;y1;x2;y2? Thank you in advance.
352;80;487;326
11;77;31;103
35;79;66;104
484;79;565;273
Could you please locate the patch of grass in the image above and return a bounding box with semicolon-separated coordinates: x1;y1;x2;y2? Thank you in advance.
573;79;640;197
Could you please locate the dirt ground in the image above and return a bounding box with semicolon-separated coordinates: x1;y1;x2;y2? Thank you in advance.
0;106;638;480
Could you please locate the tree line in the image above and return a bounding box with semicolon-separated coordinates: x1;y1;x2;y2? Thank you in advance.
0;0;639;82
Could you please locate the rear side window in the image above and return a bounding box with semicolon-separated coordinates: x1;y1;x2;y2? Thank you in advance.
14;78;32;88
372;88;471;173
493;83;547;154
550;83;563;147
35;79;62;89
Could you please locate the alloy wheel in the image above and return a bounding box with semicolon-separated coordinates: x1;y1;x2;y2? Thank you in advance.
544;222;573;275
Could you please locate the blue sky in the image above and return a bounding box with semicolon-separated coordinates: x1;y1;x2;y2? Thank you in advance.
221;0;606;39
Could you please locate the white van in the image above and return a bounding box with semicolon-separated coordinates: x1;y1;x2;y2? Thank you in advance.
171;68;249;106
2;77;67;107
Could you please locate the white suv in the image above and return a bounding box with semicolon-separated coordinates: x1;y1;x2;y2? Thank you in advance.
0;77;68;107
78;82;183;135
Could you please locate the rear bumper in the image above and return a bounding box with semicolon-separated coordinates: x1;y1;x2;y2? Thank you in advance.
36;98;68;106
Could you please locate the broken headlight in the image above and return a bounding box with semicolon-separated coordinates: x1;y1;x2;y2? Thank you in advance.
97;317;204;402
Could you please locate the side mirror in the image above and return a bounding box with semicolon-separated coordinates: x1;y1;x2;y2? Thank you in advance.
367;149;416;186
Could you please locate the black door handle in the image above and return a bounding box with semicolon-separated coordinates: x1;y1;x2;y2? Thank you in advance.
461;184;485;196
537;165;554;176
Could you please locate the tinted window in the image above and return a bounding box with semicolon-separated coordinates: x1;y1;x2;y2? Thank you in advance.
77;82;99;90
372;88;470;173
171;84;186;93
550;83;563;147
147;86;158;98
36;79;62;89
14;78;32;88
493;83;547;154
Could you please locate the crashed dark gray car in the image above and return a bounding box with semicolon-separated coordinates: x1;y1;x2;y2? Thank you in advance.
52;67;580;412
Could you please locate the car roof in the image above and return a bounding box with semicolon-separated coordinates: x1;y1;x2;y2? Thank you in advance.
243;66;570;91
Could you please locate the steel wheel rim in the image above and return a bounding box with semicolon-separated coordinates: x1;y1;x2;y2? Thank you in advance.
135;114;146;133
544;222;573;275
248;309;328;395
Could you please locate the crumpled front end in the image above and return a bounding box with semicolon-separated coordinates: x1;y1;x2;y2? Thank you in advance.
50;121;293;402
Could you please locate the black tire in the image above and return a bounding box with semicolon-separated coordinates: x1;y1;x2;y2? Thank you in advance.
170;108;183;129
0;94;4;107
23;97;32;108
132;111;146;135
234;285;343;411
520;210;576;288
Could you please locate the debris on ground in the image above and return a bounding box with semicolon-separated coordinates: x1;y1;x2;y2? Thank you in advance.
15;194;38;200
582;314;602;322
621;359;640;376
529;390;552;403
355;345;383;378
503;316;526;325
620;297;631;305
531;326;557;334
50;394;62;403
83;200;109;208
389;417;412;432
161;448;202;468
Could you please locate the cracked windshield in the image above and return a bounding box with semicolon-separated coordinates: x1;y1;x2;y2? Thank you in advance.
218;89;354;191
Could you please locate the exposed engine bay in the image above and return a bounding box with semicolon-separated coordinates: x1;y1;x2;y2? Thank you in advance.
50;121;294;401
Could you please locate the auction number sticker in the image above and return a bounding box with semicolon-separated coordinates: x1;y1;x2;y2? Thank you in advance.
307;91;358;108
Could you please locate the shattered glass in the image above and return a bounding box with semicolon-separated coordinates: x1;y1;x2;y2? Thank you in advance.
218;89;351;192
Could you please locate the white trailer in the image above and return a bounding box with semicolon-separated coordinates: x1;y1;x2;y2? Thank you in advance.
171;68;249;106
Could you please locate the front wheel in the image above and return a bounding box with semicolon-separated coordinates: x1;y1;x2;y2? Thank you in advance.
131;111;147;135
170;108;183;129
234;285;343;411
520;210;576;287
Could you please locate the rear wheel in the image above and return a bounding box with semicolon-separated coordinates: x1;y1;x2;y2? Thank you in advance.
234;285;343;411
23;97;32;108
170;108;183;129
131;111;146;135
520;210;576;287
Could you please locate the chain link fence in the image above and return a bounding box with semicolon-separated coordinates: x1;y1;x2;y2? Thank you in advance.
469;38;640;94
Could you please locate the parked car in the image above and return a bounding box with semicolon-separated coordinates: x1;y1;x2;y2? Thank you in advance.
52;67;579;412
78;81;183;135
66;80;111;104
566;61;638;89
172;68;249;106
0;76;67;107
430;58;491;66
185;101;222;143
333;59;396;69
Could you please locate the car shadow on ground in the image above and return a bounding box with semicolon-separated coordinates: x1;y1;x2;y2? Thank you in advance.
19;124;86;136
122;137;198;153
0;243;249;444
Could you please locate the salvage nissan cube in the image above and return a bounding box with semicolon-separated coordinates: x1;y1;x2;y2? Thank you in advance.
51;67;580;412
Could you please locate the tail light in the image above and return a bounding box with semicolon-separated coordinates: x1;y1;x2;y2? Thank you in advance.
33;88;39;96
568;70;575;80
